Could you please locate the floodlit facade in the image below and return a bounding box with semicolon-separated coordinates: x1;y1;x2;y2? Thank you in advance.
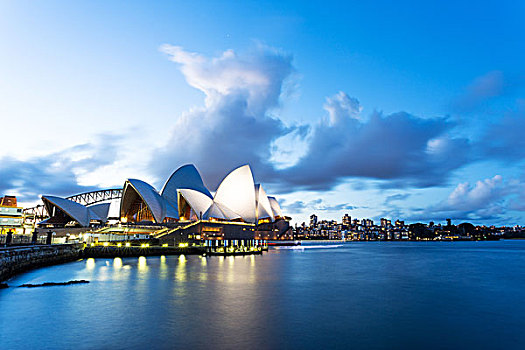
161;164;212;204
268;196;284;219
213;165;258;223
120;179;178;223
40;196;110;227
38;163;287;228
119;164;284;225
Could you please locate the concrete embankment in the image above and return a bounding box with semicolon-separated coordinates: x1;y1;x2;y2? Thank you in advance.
0;244;83;282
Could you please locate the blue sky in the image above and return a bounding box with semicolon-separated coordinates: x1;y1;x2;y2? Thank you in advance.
1;0;524;225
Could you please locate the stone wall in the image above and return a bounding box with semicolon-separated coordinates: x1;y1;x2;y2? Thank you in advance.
0;244;83;282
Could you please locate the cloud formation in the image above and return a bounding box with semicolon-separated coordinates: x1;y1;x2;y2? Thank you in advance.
384;193;411;205
452;71;505;113
0;134;121;202
5;44;521;225
154;45;478;195
153;45;296;190
481;106;525;161
277;94;471;191
410;175;522;222
281;198;358;213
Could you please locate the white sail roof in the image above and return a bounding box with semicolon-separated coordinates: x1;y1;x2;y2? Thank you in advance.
255;184;274;222
88;202;111;222
120;179;179;223
165;202;179;219
161;164;212;210
204;202;242;221
268;196;283;218
213;165;257;223
178;188;214;218
42;195;100;227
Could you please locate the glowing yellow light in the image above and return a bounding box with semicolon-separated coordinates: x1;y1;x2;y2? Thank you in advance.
140;243;146;248
86;258;95;270
145;243;150;247
90;243;95;247
117;243;122;247
103;242;109;247
178;242;188;248
125;242;131;247
138;256;147;271
162;243;168;247
114;257;123;268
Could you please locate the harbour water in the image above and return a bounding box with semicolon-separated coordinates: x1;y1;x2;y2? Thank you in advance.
2;241;525;349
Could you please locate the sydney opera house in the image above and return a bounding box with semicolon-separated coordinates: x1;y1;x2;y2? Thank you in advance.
36;164;292;245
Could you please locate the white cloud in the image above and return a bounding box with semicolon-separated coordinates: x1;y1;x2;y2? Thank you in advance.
153;45;297;190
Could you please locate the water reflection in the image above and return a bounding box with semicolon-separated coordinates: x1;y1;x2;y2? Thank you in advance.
226;256;235;283
199;256;208;282
7;243;525;350
85;258;95;270
114;257;123;269
175;255;187;282
159;255;168;280
138;256;148;272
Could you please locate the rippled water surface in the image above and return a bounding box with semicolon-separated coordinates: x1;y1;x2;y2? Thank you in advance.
2;241;525;349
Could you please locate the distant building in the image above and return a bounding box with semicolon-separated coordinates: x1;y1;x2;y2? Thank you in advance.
342;214;351;226
310;214;318;227
362;218;373;227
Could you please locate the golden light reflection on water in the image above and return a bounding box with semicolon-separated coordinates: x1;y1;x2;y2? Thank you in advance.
138;256;148;272
175;255;187;282
199;256;208;282
248;255;256;284
159;255;168;279
114;257;123;269
226;256;235;283
111;257;132;282
86;258;95;270
216;256;225;282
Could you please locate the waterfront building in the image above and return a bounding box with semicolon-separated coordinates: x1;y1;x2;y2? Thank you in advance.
0;195;36;243
32;164;291;246
0;196;24;234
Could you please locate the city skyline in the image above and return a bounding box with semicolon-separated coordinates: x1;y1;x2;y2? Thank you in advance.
1;1;524;226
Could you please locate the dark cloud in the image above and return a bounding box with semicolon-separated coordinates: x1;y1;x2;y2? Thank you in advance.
452;71;505;113
317;203;358;211
480;106;525;161
281;200;308;212
384;193;411;205
276;98;472;191
153;45;479;195
281;198;358;213
0;134;122;202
